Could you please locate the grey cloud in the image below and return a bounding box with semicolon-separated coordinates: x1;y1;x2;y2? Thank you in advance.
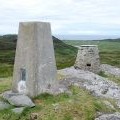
0;0;120;35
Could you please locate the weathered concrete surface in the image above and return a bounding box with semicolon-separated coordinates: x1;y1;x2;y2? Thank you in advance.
12;22;57;97
74;45;100;73
100;64;120;77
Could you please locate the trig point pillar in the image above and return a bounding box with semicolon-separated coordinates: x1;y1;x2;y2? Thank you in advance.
12;22;57;97
74;45;100;73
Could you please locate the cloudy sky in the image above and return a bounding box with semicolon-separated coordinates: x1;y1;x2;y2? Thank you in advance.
0;0;120;37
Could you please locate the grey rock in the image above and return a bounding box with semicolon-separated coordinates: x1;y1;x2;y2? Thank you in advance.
12;107;25;114
2;90;22;100
2;91;35;107
47;83;68;95
100;64;120;77
116;100;120;109
0;101;11;110
8;95;35;107
58;67;120;103
101;87;109;94
95;112;120;120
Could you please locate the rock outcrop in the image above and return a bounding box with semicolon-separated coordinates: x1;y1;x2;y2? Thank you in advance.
58;67;120;107
100;64;120;77
95;112;120;120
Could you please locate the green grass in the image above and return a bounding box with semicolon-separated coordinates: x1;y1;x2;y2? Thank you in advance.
98;71;108;78
0;50;14;78
0;50;15;64
0;77;12;93
0;63;13;78
0;86;115;120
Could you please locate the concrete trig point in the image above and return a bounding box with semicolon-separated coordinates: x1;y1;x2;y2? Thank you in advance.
12;22;57;97
74;45;100;73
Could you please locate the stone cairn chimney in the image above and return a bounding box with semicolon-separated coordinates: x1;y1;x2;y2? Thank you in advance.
74;45;100;73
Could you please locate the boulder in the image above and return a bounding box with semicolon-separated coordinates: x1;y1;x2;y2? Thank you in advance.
8;95;35;107
12;107;25;114
2;91;35;107
100;64;120;77
2;91;23;100
0;101;11;110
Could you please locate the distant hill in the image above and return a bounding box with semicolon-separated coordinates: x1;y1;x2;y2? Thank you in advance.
0;35;17;50
100;38;120;42
0;34;119;49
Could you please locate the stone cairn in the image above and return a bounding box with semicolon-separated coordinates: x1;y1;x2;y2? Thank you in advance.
74;45;100;73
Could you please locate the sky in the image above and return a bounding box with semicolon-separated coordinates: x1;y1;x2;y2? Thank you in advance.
0;0;120;38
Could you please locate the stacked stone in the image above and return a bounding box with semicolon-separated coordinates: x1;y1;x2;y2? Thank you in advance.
74;45;100;73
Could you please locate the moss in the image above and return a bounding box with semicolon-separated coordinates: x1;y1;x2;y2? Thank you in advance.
98;71;108;78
